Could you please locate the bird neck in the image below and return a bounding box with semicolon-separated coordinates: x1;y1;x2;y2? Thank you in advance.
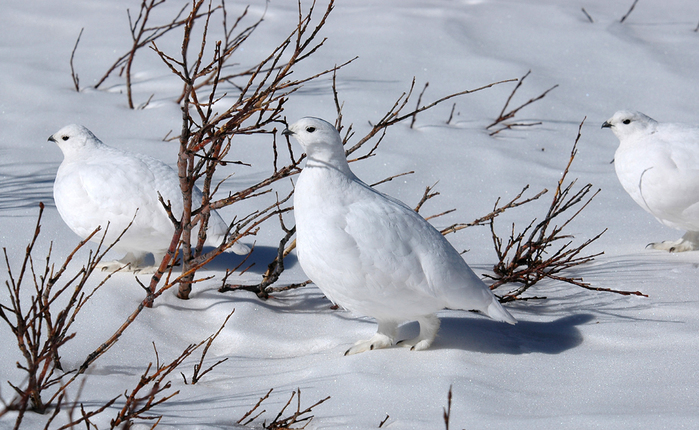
305;146;354;176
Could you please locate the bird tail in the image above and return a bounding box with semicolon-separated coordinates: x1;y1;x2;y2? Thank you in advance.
485;298;517;325
204;229;250;255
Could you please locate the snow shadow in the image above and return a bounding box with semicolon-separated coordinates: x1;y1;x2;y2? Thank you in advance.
205;244;298;274
428;313;594;355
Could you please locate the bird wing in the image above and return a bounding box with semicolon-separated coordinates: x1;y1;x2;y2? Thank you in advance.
62;147;175;250
638;126;699;230
347;182;497;311
296;168;495;320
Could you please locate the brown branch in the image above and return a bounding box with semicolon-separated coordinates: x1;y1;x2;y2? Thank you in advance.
440;185;548;235
486;70;557;133
410;82;429;129
239;388;331;429
184;310;235;384
69;28;84;92
370;171;414;187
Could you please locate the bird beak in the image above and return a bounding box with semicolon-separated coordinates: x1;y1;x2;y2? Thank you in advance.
601;121;612;129
48;135;56;143
282;128;293;137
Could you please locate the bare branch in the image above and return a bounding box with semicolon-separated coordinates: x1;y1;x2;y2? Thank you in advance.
69;28;84;91
486;70;557;134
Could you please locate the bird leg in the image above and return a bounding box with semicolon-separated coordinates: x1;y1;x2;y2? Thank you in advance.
397;314;440;351
344;320;398;356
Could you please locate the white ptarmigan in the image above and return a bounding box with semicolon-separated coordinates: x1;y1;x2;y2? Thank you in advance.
284;117;516;355
603;110;699;252
50;124;250;273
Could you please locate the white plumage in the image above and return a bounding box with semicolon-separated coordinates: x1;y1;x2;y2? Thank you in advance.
50;124;249;273
603;110;699;252
285;117;516;355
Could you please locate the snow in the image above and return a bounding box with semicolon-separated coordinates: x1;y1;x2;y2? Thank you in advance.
2;0;699;428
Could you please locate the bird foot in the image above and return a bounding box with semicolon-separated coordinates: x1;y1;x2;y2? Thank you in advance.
395;315;439;351
396;337;433;351
96;260;159;274
344;333;394;356
647;239;697;253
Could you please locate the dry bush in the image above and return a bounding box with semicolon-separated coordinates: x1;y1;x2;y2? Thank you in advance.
238;388;330;429
481;119;645;300
0;204;124;424
417;119;642;300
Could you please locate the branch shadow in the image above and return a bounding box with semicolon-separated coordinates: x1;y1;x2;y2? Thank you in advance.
0;162;56;211
204;244;299;275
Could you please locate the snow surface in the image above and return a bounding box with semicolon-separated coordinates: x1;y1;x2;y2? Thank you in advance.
2;0;699;428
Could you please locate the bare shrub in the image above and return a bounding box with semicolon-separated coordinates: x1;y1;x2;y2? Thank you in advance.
483;119;646;300
0;203;123;424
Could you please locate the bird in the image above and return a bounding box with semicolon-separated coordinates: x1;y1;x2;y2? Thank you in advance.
50;124;250;273
284;117;516;355
603;110;699;252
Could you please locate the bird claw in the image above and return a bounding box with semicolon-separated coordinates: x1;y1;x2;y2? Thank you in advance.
96;260;132;273
397;337;433;351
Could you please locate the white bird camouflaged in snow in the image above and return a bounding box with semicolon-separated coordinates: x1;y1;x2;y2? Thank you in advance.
284;117;516;355
50;124;250;273
603;110;699;252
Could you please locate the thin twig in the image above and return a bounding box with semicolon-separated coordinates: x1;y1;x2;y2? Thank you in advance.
69;28;84;91
620;0;639;23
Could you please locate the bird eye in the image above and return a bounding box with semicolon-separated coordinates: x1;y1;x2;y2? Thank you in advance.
622;119;631;125
306;126;316;133
62;136;69;141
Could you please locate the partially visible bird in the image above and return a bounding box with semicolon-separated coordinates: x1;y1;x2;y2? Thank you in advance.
284;117;516;355
603;110;699;252
50;124;249;273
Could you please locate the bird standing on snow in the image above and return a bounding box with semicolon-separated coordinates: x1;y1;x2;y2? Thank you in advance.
284;117;516;355
603;110;699;252
50;124;249;273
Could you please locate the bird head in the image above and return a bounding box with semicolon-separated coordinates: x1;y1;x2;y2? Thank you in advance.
283;117;350;172
48;124;102;157
602;110;658;141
